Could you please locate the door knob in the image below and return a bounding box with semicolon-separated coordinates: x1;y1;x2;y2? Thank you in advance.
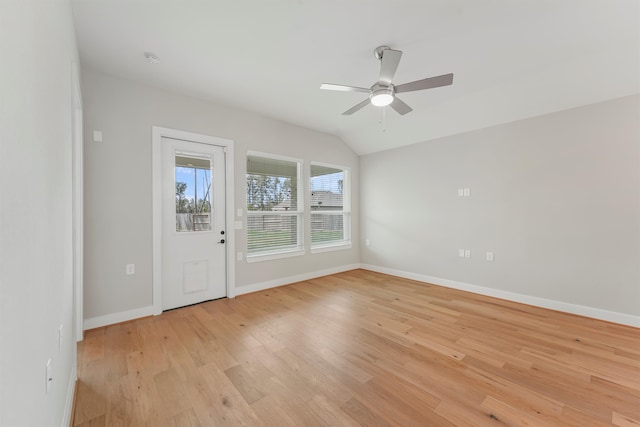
218;239;225;244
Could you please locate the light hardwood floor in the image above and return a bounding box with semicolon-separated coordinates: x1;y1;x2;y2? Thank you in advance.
74;270;640;426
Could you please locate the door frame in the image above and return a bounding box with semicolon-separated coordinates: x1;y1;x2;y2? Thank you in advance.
72;62;84;341
152;126;235;315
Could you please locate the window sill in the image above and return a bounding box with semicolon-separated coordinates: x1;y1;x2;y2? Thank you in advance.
246;248;305;263
310;242;352;254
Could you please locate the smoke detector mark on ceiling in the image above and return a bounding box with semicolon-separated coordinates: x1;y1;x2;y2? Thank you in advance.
144;52;160;65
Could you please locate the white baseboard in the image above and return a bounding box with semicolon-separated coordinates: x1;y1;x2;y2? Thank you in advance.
62;362;77;427
83;265;360;328
234;264;361;296
84;305;156;330
360;264;640;328
82;264;639;329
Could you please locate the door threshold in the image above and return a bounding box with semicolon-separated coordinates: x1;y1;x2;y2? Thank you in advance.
162;296;227;312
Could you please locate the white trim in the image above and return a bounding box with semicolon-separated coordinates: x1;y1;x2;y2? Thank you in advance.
61;363;77;427
235;264;360;296
310;242;352;254
247;150;303;164
360;264;640;327
246;211;304;216
84;305;156;330
152;126;236;308
310;160;349;171
72;61;84;341
246;248;306;263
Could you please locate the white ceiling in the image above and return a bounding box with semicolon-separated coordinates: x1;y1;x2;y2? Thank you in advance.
71;0;639;155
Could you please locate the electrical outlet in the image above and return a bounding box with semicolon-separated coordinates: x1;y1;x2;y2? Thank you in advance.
458;249;465;257
45;358;52;394
486;252;494;261
465;250;471;258
237;252;243;261
93;130;102;142
126;264;135;275
463;188;470;197
457;188;464;197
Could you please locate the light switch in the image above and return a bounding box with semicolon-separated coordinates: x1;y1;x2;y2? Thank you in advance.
464;250;471;258
463;188;470;197
237;208;243;217
126;264;135;275
457;188;464;197
458;249;465;257
93;130;103;142
486;252;494;261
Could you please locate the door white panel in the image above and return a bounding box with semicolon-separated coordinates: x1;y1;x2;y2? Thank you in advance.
161;136;226;310
183;260;208;294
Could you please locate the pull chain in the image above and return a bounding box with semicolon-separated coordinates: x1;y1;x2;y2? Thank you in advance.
379;106;386;132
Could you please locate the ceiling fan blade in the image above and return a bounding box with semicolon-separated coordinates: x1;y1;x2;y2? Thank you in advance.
342;98;370;115
395;73;454;94
378;49;402;85
390;97;412;115
320;83;370;93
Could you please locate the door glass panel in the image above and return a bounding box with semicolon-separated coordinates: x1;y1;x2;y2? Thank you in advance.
175;153;212;232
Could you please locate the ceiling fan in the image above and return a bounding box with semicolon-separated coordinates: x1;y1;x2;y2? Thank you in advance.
320;45;454;116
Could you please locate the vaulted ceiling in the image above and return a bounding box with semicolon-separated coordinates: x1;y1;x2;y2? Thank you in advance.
71;0;639;155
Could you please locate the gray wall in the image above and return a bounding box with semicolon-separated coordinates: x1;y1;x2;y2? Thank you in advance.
81;69;359;320
0;0;79;425
360;95;640;317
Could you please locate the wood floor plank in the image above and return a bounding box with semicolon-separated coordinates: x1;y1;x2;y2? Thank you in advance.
75;269;640;426
341;397;392;427
73;379;106;426
74;414;105;427
435;399;509;427
355;377;455;427
104;376;132;426
167;408;202;427
249;394;299;426
306;394;362;427
154;368;192;418
612;411;640;427
192;362;263;426
481;395;559;427
224;363;267;404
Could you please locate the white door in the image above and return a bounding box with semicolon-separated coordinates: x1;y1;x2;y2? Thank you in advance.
161;136;226;310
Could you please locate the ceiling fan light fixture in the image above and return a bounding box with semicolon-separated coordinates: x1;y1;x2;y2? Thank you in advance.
370;86;394;107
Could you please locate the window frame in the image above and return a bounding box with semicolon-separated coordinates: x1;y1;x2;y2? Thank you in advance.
309;161;352;253
245;151;305;263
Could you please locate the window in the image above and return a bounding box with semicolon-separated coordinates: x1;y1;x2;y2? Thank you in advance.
310;163;350;251
246;152;304;260
175;153;212;232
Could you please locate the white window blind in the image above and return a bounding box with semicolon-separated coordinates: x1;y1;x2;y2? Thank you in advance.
246;153;303;259
310;163;350;249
